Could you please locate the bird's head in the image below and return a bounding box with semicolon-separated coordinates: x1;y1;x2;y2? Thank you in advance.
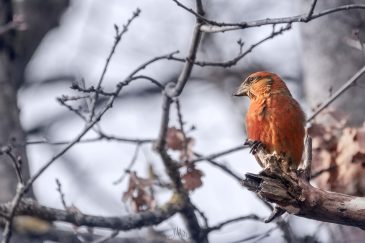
234;71;291;99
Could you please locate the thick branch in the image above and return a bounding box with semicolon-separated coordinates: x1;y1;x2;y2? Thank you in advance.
243;171;365;229
0;199;182;231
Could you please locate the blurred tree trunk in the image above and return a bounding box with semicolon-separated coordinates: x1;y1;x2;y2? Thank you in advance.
0;0;33;202
300;1;365;242
1;0;68;242
300;0;365;126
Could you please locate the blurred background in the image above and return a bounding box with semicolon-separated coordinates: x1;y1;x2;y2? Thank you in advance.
1;0;365;242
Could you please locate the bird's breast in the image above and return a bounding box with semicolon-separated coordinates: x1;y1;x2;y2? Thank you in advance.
245;94;305;167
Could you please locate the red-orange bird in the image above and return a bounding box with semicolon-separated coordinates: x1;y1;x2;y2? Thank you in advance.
235;71;305;171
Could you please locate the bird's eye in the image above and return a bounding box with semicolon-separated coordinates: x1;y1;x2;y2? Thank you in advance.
247;77;255;83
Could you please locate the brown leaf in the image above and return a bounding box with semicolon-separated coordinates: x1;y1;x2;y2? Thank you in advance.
309;123;337;151
333;127;365;195
131;188;155;212
166;127;185;150
122;171;155;211
181;165;204;191
122;172;138;202
179;137;195;162
336;128;359;166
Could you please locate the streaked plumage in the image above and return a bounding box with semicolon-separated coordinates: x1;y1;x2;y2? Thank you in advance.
235;71;305;171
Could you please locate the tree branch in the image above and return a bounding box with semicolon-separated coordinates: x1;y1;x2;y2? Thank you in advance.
242;160;365;229
192;144;248;163
171;23;292;67
0;199;182;231
200;4;365;33
205;214;262;234
307;65;365;122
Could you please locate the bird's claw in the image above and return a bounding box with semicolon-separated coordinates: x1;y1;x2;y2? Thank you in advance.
244;139;264;155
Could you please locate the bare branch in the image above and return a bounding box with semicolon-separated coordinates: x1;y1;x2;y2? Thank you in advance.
193;151;241;181
305;0;318;20
171;24;292;67
1;146;23;184
243;165;365;229
205;214;262;233
171;0;205;20
175;99;189;163
192;144;248;163
22;136;153;146
200;4;365;33
307;65;365;122
311;164;337;179
0;199;183;231
89;8;141;121
90;230;119;243
113;144;141;185
55;179;68;210
229;227;277;243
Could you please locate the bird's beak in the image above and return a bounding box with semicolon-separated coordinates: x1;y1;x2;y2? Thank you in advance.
234;83;248;96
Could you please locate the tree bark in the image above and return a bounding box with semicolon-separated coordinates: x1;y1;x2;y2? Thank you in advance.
0;0;33;202
243;166;365;229
0;0;70;204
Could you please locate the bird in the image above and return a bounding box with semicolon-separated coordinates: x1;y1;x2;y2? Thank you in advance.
234;71;305;172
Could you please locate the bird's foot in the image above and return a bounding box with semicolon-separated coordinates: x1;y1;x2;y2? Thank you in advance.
244;139;265;155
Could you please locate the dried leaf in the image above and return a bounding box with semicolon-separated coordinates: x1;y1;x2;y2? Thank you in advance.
181;165;204;191
122;171;155;212
166;127;196;162
131;188;155;212
122;173;137;202
179;137;195;162
336;128;359;166
166;127;185;150
311;112;365;196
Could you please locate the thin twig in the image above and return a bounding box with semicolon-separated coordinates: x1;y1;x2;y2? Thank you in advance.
113;144;141;185
194;151;241;181
171;23;292;67
2;184;24;243
205;214;262;233
175;99;189;163
191;144;248;163
230;227;277;243
1;146;24;184
307;65;365;122
55;179;68;209
191;203;209;228
89;8;141;122
305;0;318;20
91;230;119;243
21;136;153;146
311;164;337;179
